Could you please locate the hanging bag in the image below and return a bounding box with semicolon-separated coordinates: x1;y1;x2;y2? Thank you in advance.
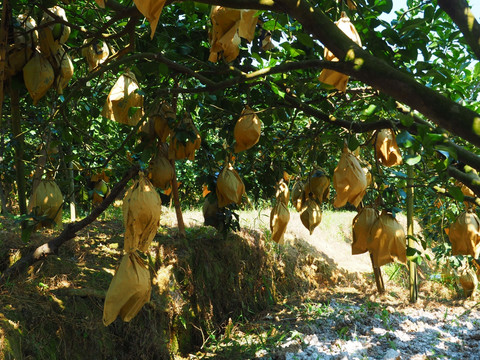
367;211;406;267
333;146;367;208
351;207;379;255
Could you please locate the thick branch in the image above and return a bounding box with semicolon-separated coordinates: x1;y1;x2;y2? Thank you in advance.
274;0;480;148
447;165;480;197
0;165;139;284
396;104;480;172
438;0;480;60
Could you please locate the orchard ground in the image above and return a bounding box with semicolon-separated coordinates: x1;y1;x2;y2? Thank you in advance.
0;205;476;360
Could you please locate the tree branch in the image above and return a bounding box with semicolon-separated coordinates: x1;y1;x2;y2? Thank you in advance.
0;165;139;284
447;165;480;198
438;0;480;61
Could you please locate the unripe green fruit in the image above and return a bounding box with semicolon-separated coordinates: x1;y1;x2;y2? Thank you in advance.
52;23;62;40
99;180;108;195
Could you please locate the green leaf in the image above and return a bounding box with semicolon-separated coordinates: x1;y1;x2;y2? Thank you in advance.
128;106;141;117
448;186;464;202
348;137;360;152
271;84;285;98
396;130;415;148
404;154;421;165
158;63;169;76
398;114;414;127
362;104;377;116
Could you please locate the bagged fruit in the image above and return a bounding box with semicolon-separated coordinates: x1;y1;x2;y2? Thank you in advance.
148;152;174;190
53;48;74;94
270;201;290;243
448;211;480;258
458;267;478;298
203;194;220;228
140;101;175;142
234;105;261;153
82;39;109;71
102;70;144;126
23;51;54;105
216;164;245;207
5;14;37;78
304;169;330;203
351;207;379;255
209;7;258;62
29;179;63;228
333;146;367;208
103;252;151;326
275;179;290;205
168;113;201;160
367;210;406;267
318;12;362;92
122;173;162;252
300;199;322;235
38;6;71;58
375;129;402;167
291;180;305;212
133;0;167;38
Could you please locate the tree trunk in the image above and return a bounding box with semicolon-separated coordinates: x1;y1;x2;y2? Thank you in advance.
0;181;8;214
370;254;385;294
0;0;9;215
68;162;76;221
170;159;186;238
407;150;418;303
10;85;27;216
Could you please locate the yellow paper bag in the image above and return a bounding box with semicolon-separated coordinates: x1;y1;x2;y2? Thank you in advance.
133;0;167;39
123;174;162;252
29;179;63;228
300;199;322;235
82;39;109;71
304;169;330;203
448;211;480;258
333;146;367;208
103;252;152;326
168;113;201;160
234;106;261;153
318;12;362;92
23;52;54;105
102;70;144;126
275;179;290;206
148;153;174;190
291;180;305;212
216;164;245;208
54;48;74;94
375;129;402;167
38;6;71;58
367;211;406;267
351;207;379;255
270;201;290;243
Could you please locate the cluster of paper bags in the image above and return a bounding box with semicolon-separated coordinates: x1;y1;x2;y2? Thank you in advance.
7;7;73;104
103;173;162;326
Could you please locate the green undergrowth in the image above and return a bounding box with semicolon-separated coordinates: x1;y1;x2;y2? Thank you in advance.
0;212;349;360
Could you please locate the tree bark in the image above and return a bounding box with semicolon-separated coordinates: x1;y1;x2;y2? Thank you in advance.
68;162;76;221
10;85;27;216
0;165;139;284
407;149;418;303
170;159;186;238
